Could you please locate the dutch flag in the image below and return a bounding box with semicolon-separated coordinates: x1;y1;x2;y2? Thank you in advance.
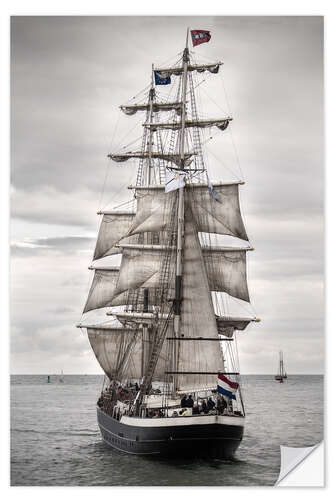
217;373;239;400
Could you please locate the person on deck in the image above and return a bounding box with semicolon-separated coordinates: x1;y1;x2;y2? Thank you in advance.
186;395;194;408
201;400;208;414
181;394;188;408
207;397;215;411
217;396;227;414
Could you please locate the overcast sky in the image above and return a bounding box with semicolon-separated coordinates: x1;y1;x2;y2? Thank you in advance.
10;16;324;374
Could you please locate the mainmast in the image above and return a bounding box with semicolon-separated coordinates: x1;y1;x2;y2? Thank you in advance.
173;28;190;392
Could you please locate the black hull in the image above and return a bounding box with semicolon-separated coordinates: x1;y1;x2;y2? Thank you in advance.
97;407;244;459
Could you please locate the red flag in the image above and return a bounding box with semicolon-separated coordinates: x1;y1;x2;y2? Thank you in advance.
191;30;211;47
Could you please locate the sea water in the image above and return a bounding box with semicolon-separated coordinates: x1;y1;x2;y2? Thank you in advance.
10;374;323;486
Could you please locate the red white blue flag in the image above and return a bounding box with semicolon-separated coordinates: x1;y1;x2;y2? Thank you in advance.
217;373;239;400
191;30;211;47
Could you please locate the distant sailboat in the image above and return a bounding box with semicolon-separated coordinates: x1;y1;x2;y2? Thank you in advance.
47;375;51;383
275;351;287;382
59;370;64;383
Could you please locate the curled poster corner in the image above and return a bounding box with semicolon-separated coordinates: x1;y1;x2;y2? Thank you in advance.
276;442;324;486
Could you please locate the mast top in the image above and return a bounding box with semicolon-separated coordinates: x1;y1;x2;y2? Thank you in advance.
183;27;190;62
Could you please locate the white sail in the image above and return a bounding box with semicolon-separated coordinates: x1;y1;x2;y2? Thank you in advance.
128;183;247;241
111;243;249;303
177;203;224;392
87;325;171;381
93;212;135;260
113;245;175;299
188;183;248;240
87;326;141;379
127;188;175;236
204;247;250;302
83;267;120;313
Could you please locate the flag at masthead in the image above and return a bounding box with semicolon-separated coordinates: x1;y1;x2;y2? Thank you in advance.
191;29;211;46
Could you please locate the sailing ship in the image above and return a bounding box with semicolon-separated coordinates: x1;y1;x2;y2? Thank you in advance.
275;351;287;382
77;28;259;458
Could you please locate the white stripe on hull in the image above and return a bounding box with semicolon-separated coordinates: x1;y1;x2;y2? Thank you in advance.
120;414;244;428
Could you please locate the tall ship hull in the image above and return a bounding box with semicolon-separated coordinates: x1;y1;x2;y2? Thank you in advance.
78;28;259;459
97;407;244;458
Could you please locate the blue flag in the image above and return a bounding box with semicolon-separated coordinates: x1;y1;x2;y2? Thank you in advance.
208;178;221;203
154;70;171;85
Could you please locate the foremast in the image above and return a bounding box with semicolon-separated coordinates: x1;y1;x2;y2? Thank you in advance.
141;66;155;377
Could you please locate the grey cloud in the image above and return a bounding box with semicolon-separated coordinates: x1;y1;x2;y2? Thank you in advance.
46;307;76;314
11;235;95;257
31;235;95;249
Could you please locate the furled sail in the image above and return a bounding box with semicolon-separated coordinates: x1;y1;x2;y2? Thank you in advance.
145;118;232;131
115;311;169;325
154;62;222;76
107;152;195;168
93;211;135;260
128;183;248;241
177;203;224;392
215;316;255;337
115;311;255;334
120;102;182;115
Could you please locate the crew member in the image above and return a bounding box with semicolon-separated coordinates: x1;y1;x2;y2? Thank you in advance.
181;394;188;408
201;400;208;414
186;395;194;408
207;397;215;411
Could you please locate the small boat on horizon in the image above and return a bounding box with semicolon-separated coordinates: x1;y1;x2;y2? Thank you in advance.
275;351;287;383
